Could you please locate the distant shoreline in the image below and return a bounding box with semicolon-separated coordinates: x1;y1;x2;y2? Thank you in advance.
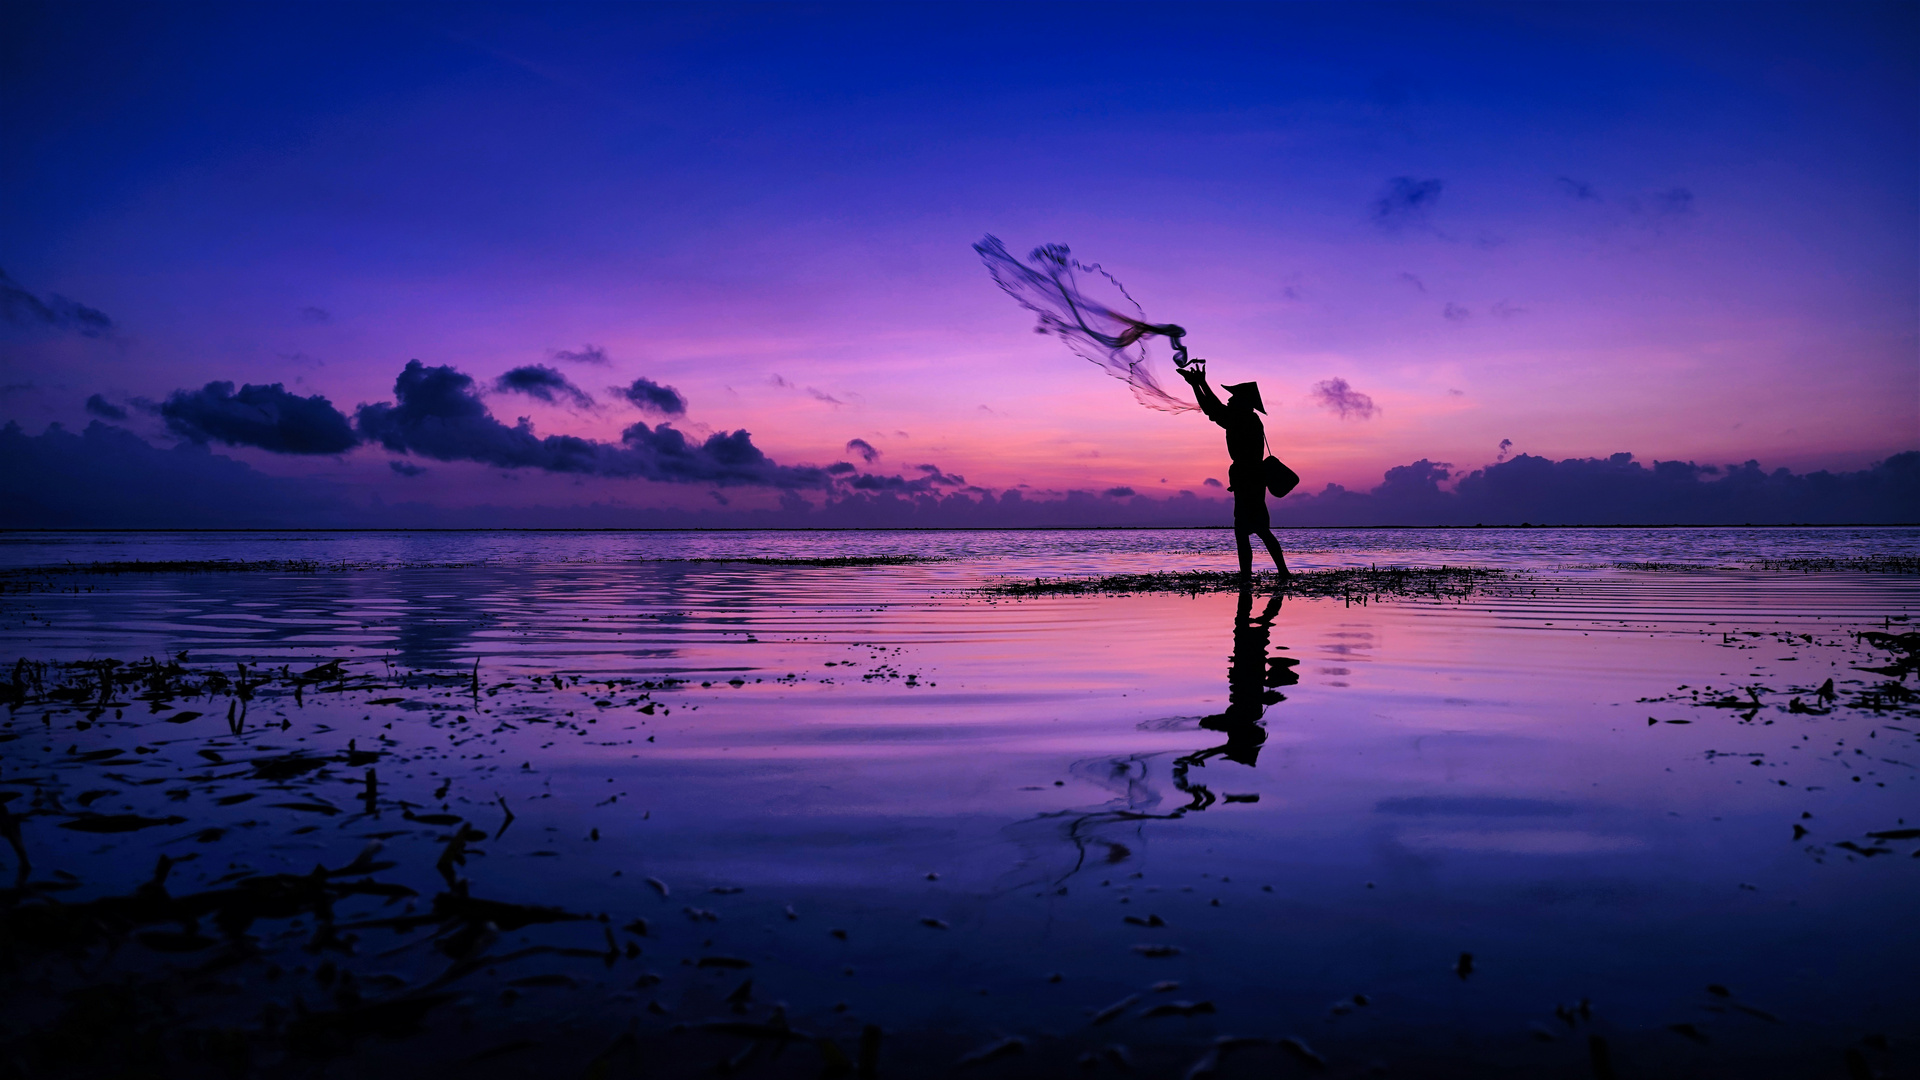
2;524;1917;535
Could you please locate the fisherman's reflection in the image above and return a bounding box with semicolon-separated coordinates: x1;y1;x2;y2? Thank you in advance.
1015;584;1298;884
1172;585;1296;811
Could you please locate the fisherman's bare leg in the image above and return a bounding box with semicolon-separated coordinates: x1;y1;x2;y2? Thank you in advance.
1255;528;1289;576
1235;529;1254;577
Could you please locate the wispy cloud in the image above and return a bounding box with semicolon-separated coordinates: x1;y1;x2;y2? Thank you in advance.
550;344;610;366
1;269;113;338
1370;177;1444;232
1311;377;1379;421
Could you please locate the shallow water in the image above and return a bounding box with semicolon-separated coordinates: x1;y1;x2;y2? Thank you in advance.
1;529;1916;1077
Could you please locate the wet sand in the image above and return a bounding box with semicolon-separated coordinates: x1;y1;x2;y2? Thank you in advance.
1;532;1916;1077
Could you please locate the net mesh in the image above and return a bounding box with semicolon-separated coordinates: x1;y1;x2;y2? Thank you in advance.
975;235;1196;413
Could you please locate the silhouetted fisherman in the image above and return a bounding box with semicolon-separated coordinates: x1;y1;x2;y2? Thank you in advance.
1176;343;1289;577
1173;586;1298;809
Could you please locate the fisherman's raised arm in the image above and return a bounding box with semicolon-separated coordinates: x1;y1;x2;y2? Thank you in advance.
1181;362;1229;425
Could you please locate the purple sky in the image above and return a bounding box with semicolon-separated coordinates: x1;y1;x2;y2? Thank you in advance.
3;2;1915;521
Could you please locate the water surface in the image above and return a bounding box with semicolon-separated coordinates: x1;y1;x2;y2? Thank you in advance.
1;529;1915;1077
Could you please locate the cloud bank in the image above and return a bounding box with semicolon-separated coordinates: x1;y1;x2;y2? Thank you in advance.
5;420;1912;529
1270;452;1920;527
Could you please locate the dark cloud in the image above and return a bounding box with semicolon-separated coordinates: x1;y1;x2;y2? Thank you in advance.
1104;486;1135;498
1488;300;1526;318
1204;477;1223;488
356;360;829;487
915;464;965;486
494;364;595;409
1;268;113;338
1555;176;1600;201
161;380;359;454
1396;272;1427;293
846;437;879;464
1442;302;1471;322
551;344;610;366
299;306;332;324
616;376;687;417
1370;177;1444;231
390;460;427;477
84;394;127;421
1311;377;1379;421
1496;438;1513;463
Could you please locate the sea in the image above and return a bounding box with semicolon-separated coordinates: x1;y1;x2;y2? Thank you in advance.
1;527;1915;1078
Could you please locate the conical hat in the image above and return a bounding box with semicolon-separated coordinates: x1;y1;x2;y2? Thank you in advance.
1222;381;1265;414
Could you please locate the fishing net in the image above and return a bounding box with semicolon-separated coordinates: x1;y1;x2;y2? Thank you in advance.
975;235;1197;413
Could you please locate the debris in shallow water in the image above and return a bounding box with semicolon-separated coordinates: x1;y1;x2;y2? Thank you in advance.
920;917;949;930
957;1036;1024;1065
58;813;185;833
1455;952;1474;980
647;876;669;897
1141;1000;1214;1019
1277;1037;1325;1070
1090;995;1139;1025
1132;945;1181;957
